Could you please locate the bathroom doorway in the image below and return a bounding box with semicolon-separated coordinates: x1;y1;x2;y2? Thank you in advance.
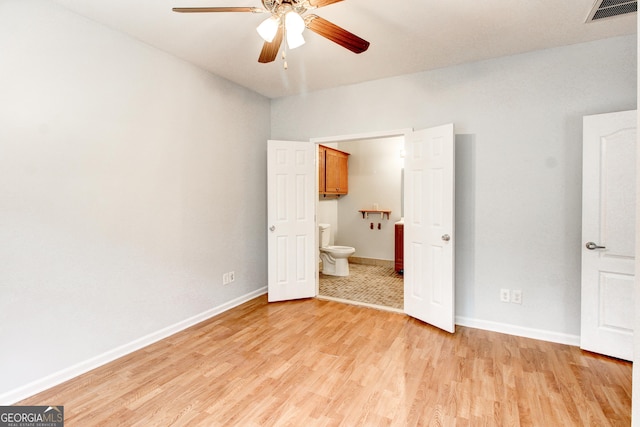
315;133;406;311
268;125;455;331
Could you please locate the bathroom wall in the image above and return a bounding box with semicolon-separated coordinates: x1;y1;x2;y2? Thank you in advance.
336;137;404;261
317;198;338;246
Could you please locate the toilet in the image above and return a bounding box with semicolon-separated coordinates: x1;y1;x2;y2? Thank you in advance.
318;223;355;276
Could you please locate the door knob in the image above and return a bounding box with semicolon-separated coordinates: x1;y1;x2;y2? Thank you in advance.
585;241;606;250
442;234;451;242
269;225;275;232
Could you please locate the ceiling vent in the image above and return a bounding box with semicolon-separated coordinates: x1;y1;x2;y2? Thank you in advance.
586;0;637;22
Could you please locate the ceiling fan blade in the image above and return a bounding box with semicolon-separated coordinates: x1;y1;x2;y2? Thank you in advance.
258;26;284;63
172;7;262;13
305;15;369;54
307;0;344;8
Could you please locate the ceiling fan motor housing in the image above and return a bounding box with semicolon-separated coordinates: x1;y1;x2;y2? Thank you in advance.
262;0;308;17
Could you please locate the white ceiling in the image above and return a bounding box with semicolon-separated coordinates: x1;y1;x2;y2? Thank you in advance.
52;0;637;99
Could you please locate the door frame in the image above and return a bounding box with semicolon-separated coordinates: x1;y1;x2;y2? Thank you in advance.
310;128;413;299
309;125;456;334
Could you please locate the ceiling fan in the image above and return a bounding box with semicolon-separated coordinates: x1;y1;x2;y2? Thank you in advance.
172;0;370;67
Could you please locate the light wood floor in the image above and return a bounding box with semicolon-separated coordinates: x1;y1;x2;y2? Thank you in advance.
20;295;631;426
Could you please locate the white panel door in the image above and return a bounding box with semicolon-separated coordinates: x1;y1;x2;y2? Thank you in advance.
581;110;636;361
267;140;316;302
404;124;455;333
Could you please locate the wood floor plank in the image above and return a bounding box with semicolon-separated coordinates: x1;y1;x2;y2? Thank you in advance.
18;295;631;426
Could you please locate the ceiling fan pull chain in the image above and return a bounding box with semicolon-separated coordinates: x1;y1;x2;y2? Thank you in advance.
282;27;288;70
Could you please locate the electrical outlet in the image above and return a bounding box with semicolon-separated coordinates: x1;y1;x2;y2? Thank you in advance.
222;273;229;285
229;271;235;283
512;290;522;304
500;288;510;303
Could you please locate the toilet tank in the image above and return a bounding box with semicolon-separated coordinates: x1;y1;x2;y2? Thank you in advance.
318;223;331;248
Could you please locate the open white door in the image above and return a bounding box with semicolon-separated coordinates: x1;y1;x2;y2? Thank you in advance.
404;124;455;333
581;110;636;361
267;140;316;302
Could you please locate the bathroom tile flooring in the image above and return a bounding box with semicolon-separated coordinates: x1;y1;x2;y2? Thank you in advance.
319;263;404;310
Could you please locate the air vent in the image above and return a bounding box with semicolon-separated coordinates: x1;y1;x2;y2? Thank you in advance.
586;0;637;22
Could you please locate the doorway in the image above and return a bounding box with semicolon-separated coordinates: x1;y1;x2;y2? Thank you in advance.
315;134;406;310
268;125;456;333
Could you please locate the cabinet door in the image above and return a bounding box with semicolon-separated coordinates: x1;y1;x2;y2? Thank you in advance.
395;223;404;273
325;149;349;194
318;145;326;193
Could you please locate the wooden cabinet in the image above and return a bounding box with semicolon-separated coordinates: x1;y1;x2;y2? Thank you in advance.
395;223;404;274
319;145;349;195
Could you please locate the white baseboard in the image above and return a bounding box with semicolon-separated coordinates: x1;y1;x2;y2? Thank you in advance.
0;287;267;405
456;316;581;347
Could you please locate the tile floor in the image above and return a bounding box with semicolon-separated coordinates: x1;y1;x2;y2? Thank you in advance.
319;263;404;309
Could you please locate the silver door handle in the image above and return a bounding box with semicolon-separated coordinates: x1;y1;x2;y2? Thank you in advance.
585;242;606;250
269;225;275;232
442;234;451;242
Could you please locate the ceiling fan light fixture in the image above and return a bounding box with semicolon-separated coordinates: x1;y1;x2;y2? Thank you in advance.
257;16;280;42
287;32;306;49
284;11;305;49
284;11;305;35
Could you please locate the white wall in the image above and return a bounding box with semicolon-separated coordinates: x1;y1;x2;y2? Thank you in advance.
336;137;404;260
0;0;270;401
273;35;637;340
317;198;338;246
